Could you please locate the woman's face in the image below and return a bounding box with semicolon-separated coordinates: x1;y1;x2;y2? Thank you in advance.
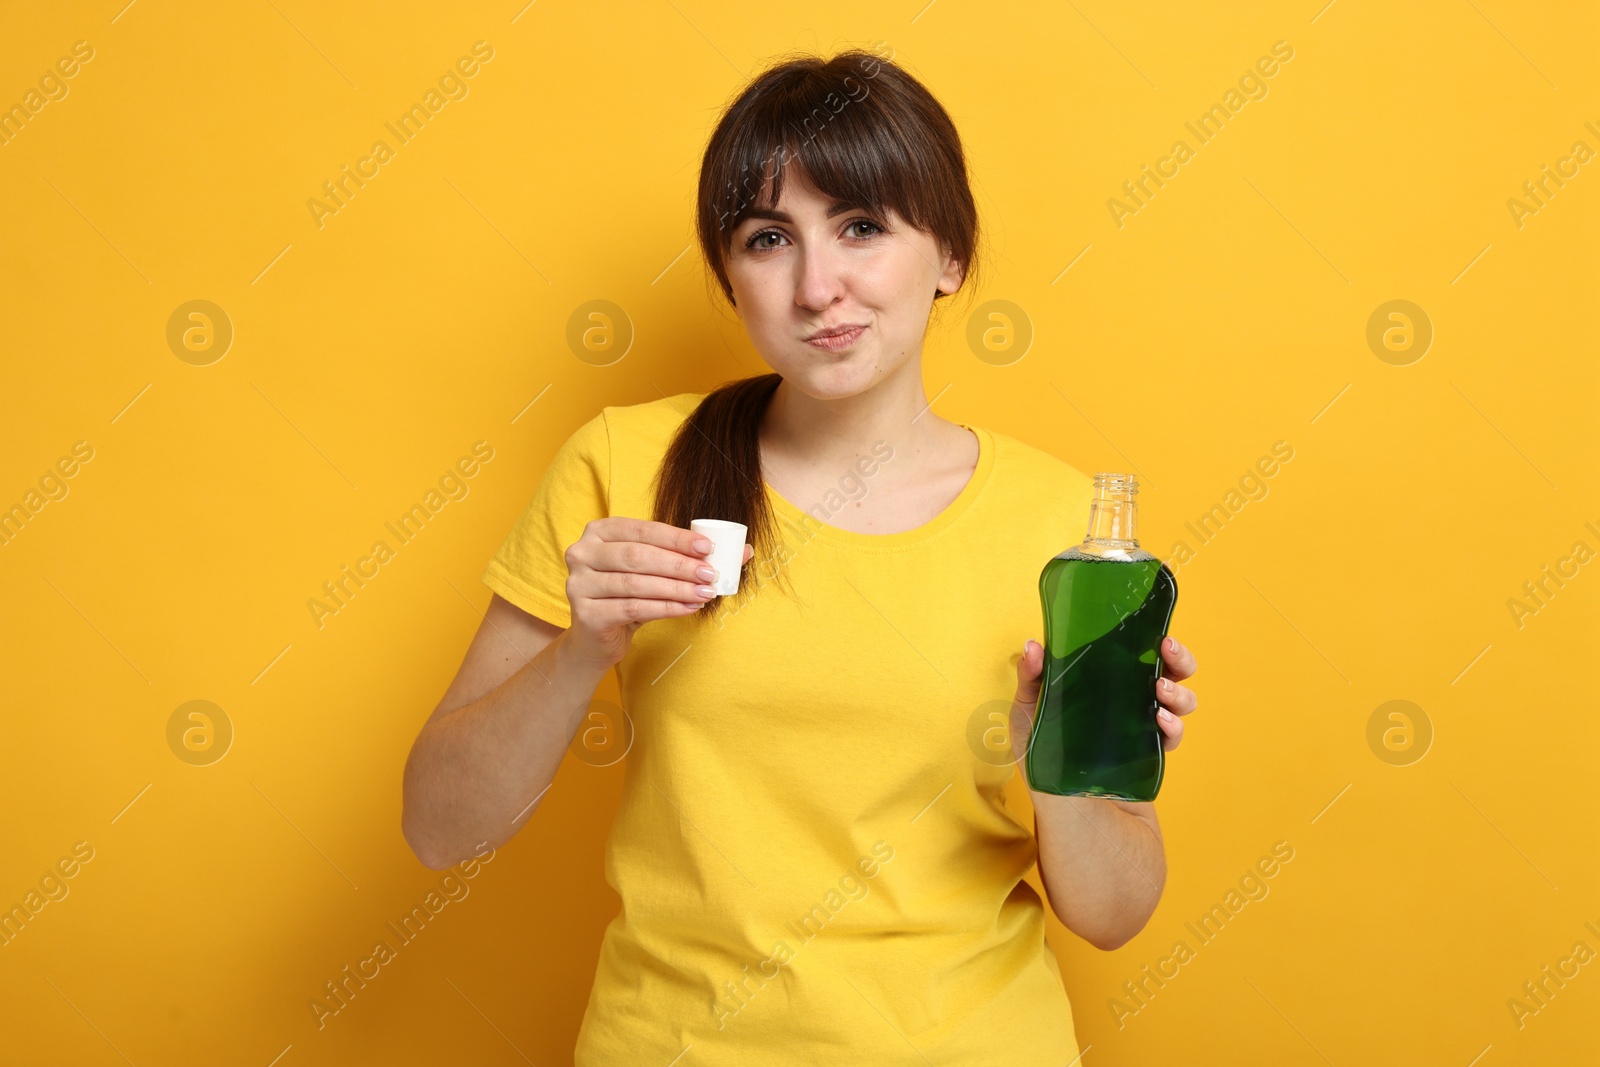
725;167;965;401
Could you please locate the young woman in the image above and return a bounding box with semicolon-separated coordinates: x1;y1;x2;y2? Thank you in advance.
402;48;1199;1065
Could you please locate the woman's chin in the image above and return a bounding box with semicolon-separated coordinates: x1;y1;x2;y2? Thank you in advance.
781;355;890;400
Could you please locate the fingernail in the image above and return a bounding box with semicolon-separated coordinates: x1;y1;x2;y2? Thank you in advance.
694;539;713;553
1160;678;1172;693
1167;637;1180;654
696;565;715;581
1159;708;1175;722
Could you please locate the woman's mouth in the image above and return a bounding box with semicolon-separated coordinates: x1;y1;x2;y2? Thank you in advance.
804;324;867;352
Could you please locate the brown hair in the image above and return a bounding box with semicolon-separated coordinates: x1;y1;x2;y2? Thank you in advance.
652;48;980;622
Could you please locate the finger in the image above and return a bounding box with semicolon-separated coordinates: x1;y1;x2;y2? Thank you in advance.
1160;636;1197;681
743;543;753;563
1157;706;1183;751
578;596;708;629
1157;677;1198;716
1015;639;1044;703
591;517;716;560
1009;640;1046;762
582;538;715;586
583;569;717;605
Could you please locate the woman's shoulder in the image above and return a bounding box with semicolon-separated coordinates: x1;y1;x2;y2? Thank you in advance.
596;391;706;440
980;423;1094;494
956;423;1095;549
571;393;707;501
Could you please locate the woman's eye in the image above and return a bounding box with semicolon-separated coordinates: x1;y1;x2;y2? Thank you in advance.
743;219;883;252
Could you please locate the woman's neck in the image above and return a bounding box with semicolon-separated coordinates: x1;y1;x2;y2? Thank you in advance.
760;365;947;470
756;366;981;536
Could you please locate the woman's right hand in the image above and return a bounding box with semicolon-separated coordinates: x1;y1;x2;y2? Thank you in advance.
562;517;753;668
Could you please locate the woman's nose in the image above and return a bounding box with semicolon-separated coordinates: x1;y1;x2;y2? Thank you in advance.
794;247;846;310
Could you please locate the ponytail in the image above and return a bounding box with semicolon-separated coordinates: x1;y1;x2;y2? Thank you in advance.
651;373;791;623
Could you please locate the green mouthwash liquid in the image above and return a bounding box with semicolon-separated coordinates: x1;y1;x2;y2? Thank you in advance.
1025;473;1178;802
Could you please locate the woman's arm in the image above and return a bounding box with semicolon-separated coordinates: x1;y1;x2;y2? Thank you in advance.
1011;636;1199;950
401;594;612;869
1031;794;1165;950
403;519;752;869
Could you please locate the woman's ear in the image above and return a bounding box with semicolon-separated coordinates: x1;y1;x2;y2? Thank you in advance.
937;248;966;295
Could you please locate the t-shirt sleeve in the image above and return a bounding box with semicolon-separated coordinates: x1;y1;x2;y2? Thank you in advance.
480;410;611;629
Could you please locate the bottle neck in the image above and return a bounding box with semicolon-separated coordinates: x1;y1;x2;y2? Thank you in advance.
1083;474;1140;549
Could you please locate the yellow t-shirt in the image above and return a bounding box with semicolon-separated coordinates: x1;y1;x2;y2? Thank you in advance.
482;392;1095;1065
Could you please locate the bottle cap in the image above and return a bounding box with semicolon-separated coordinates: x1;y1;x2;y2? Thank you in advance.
689;519;748;596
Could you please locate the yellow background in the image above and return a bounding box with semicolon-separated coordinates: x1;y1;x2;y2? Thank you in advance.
2;1;1595;1063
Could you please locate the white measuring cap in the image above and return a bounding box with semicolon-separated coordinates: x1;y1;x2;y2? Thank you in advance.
690;518;748;596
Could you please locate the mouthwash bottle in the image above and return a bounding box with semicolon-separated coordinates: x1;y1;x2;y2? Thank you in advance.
1025;473;1177;802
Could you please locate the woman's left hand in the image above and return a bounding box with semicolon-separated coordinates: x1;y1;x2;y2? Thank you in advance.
1011;635;1200;760
1155;636;1199;752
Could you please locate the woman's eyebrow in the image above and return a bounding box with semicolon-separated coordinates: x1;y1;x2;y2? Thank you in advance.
740;199;861;224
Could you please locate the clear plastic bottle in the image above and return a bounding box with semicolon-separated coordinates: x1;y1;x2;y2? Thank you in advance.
1024;473;1178;801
